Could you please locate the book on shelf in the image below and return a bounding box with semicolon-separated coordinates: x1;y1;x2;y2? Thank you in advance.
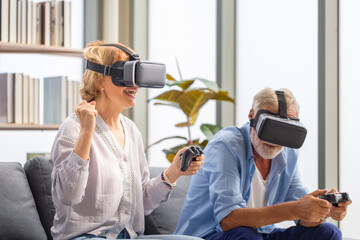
9;0;17;43
50;0;55;45
28;77;34;124
55;0;63;46
22;75;29;124
43;75;67;124
34;78;39;124
1;0;10;42
41;1;51;45
0;73;15;123
21;0;27;44
74;80;81;109
14;73;23;124
34;1;41;44
27;0;33;44
16;0;27;44
17;0;21;43
63;0;70;48
66;79;74;115
1;0;71;47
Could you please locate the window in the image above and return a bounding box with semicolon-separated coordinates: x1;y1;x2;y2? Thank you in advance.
236;0;318;191
339;0;360;238
148;0;216;166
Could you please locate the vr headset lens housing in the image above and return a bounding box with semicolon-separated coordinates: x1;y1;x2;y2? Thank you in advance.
85;44;166;88
250;91;307;149
251;109;307;149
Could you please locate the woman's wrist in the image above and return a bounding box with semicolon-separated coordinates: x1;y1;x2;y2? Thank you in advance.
165;164;181;183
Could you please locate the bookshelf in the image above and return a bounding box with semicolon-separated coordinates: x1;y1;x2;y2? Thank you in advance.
0;123;59;130
0;42;83;58
0;43;84;130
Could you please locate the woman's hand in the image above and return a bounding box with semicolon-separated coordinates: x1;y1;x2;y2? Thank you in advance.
74;100;98;161
164;147;204;184
75;100;98;133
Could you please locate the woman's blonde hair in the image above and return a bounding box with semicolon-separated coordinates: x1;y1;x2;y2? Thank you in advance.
252;87;300;116
80;40;135;101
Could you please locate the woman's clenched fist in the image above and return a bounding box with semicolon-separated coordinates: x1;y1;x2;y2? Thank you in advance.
75;100;98;133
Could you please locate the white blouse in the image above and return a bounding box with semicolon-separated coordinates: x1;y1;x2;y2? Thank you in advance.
49;113;172;240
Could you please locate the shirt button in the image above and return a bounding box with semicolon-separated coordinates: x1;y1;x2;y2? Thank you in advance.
125;210;130;215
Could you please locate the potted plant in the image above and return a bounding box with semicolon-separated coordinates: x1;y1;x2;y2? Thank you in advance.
148;74;235;162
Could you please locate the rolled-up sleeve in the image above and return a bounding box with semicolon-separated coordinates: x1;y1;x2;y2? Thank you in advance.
204;140;246;224
50;122;90;206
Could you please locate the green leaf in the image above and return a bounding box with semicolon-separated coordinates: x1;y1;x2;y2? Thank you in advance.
162;139;205;162
200;124;222;141
163;143;189;163
166;79;195;90
151;90;183;103
199;139;208;149
194;78;219;92
179;90;215;118
147;136;188;149
175;111;199;127
153;101;181;109
166;74;176;81
211;90;236;104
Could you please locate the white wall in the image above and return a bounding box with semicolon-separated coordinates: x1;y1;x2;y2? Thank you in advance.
339;0;360;238
147;0;216;167
236;0;318;193
0;0;84;165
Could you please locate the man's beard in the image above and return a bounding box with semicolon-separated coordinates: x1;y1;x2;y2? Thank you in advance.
250;129;283;159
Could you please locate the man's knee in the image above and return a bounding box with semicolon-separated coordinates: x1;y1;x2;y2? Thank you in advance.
316;222;342;240
218;227;263;240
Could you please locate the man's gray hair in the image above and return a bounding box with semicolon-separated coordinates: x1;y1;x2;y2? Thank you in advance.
252;87;300;115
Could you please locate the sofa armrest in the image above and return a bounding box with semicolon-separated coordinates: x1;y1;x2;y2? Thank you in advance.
0;162;47;240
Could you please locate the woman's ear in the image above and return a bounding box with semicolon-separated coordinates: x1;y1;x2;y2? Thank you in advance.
248;109;254;120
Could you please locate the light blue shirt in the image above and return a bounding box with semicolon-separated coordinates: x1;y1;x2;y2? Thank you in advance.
175;123;308;237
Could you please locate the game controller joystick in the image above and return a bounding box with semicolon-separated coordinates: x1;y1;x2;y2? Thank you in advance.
180;146;203;172
318;192;351;207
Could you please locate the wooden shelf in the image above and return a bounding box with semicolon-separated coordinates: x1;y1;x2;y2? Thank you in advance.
0;124;59;130
0;42;83;58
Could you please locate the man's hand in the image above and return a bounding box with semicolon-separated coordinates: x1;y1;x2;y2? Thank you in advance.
293;189;332;224
326;189;352;221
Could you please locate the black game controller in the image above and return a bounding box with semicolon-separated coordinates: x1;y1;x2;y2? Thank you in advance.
180;146;203;172
318;192;351;207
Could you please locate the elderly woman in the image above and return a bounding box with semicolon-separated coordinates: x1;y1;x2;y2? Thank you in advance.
49;41;204;240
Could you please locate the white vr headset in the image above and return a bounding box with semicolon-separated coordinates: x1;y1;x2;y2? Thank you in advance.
250;90;307;149
85;44;166;88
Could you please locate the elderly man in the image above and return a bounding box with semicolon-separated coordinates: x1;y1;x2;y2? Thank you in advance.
175;88;351;240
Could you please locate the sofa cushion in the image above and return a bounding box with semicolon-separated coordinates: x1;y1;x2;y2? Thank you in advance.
0;162;47;240
145;167;191;235
24;156;55;240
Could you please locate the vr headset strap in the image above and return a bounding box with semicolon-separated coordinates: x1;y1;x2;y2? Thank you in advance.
101;44;140;61
85;60;124;77
275;90;287;118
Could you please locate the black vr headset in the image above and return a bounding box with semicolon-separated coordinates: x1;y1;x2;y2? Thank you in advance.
250;90;307;149
85;44;166;88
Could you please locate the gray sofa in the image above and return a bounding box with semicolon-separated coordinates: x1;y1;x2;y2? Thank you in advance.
0;156;191;240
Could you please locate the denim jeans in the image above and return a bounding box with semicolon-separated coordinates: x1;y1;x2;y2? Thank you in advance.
205;222;341;240
71;229;203;240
